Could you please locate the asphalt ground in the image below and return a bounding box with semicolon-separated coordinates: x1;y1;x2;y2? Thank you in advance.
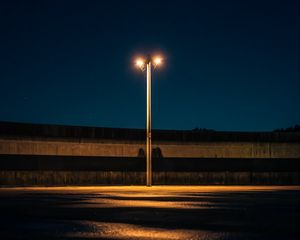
0;186;299;240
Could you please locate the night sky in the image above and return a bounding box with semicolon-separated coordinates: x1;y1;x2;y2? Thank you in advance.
0;0;299;131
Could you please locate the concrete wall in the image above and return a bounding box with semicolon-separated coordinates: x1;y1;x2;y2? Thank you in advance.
1;138;300;158
0;122;299;186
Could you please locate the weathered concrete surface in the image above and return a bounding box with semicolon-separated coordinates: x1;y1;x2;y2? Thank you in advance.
1;171;299;186
1;138;300;158
0;186;299;240
1;122;299;186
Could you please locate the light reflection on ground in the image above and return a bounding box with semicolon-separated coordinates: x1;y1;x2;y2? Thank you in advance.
75;193;216;209
0;186;299;239
66;221;226;240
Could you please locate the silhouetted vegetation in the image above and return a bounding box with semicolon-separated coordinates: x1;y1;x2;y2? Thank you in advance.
192;128;215;132
1;121;299;142
273;125;300;132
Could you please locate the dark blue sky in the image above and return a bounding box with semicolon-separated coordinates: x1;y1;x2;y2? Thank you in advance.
0;0;299;131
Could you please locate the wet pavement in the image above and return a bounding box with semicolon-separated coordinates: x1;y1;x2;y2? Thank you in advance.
0;186;299;239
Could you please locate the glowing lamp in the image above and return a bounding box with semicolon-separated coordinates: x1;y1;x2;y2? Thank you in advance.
154;57;162;66
135;59;145;68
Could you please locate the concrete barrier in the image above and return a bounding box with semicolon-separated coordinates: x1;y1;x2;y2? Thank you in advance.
0;122;299;186
1;139;300;158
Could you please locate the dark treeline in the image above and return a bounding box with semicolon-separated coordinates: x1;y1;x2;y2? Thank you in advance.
192;128;215;132
1;121;300;142
274;125;300;132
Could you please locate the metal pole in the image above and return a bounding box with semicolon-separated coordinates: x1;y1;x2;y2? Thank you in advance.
146;61;152;186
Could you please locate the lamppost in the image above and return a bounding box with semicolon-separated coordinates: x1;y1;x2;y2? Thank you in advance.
135;54;163;187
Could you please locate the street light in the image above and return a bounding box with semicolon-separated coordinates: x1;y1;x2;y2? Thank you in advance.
135;54;163;187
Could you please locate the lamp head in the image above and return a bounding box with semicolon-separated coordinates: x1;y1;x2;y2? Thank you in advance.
134;54;164;70
153;56;162;66
135;58;146;71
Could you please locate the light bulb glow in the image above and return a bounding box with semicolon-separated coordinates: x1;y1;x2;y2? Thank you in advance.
153;57;162;66
135;59;145;68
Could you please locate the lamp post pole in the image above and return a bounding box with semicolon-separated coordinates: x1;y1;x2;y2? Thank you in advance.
146;59;152;187
135;54;163;187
